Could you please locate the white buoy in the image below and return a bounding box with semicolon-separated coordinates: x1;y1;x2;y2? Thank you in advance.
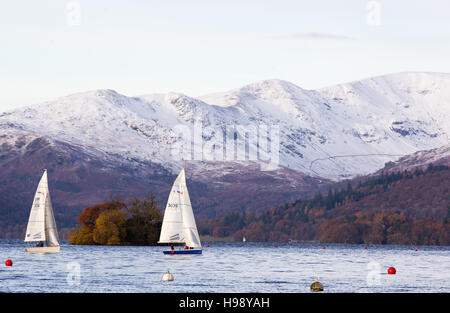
162;270;174;281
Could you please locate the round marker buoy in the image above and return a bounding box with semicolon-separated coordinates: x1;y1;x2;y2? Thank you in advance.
275;245;278;248
310;278;324;292
364;246;368;250
415;248;418;252
322;246;326;250
162;270;174;281
206;244;210;247
5;259;13;266
387;267;396;275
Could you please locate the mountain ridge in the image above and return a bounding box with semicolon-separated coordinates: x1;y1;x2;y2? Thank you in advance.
2;71;449;181
0;71;449;238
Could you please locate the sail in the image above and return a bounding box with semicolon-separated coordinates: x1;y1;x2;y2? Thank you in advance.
179;171;201;248
25;171;48;242
158;169;187;244
44;187;60;247
158;168;202;249
24;170;60;246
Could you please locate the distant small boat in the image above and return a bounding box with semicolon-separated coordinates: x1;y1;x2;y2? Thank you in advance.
158;168;202;255
243;237;246;243
24;169;60;253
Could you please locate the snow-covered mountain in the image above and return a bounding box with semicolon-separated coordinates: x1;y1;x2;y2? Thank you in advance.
1;72;449;180
1;71;450;236
378;144;450;174
201;72;450;179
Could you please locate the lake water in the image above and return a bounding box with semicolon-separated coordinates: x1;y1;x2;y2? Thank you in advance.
1;240;449;293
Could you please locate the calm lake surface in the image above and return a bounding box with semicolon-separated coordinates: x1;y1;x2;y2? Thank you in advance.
1;240;449;293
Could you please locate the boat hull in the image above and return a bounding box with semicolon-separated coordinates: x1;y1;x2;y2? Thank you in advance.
25;246;60;253
163;249;202;255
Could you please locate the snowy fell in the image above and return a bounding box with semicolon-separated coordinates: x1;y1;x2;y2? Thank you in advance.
1;72;449;181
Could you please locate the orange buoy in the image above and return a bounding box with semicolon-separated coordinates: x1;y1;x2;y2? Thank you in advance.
5;259;13;266
387;267;396;275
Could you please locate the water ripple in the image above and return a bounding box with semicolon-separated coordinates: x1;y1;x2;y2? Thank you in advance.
1;240;449;293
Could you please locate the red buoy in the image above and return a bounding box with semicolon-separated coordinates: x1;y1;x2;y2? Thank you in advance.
275;245;278;248
364;246;368;250
206;244;210;247
387;267;396;275
415;248;418;252
322;246;326;250
171;250;174;254
5;259;13;266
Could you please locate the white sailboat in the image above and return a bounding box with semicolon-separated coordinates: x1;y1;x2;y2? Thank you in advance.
24;169;60;253
158;168;202;255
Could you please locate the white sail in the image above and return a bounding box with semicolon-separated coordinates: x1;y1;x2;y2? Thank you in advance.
158;170;187;244
179;172;201;248
24;170;60;247
25;171;47;242
44;189;60;247
158;168;202;249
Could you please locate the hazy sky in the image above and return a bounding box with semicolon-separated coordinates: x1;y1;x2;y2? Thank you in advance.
1;0;450;111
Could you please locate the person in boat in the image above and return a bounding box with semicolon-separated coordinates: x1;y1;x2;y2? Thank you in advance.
170;245;174;251
36;241;44;247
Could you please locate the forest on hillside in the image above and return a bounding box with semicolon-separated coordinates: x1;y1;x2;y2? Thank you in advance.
198;164;450;245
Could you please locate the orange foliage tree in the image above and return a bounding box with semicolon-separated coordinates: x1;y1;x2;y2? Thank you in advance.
69;193;162;245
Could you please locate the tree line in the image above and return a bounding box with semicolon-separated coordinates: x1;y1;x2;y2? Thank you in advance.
198;164;450;245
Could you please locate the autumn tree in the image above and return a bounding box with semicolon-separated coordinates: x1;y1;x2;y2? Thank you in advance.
92;210;127;245
124;193;162;245
68;224;95;245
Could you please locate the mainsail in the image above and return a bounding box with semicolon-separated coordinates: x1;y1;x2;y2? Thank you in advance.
24;170;60;247
158;168;201;249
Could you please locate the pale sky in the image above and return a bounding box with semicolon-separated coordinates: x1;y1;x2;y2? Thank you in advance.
1;0;450;112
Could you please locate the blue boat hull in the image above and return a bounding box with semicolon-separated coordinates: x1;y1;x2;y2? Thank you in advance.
163;249;202;255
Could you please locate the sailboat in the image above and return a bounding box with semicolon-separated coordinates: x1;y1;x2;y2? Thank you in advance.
158;168;202;255
24;169;60;253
